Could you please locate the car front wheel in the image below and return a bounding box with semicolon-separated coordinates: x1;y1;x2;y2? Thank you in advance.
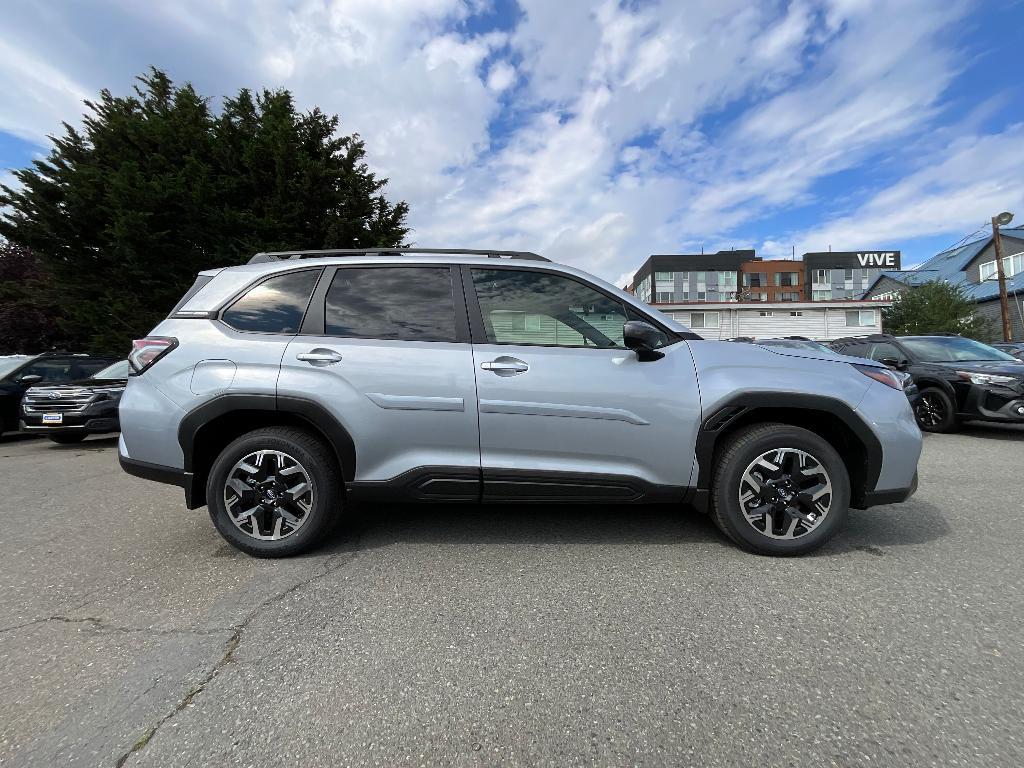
206;427;342;557
914;387;959;433
710;423;850;556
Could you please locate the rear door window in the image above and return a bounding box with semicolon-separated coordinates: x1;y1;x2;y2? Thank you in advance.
324;267;458;342
222;270;321;333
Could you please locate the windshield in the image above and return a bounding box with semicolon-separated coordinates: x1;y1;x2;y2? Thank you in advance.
91;360;131;379
900;337;1018;363
0;357;30;379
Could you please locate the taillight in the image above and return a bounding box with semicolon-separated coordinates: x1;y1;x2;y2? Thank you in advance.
128;337;178;374
852;363;902;390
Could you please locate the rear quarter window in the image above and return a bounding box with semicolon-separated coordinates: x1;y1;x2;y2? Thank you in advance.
222;270;321;334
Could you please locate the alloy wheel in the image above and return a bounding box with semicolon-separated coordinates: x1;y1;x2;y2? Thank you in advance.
223;450;314;541
915;393;945;428
738;447;833;540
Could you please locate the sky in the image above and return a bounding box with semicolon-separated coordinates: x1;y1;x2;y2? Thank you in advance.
1;0;1023;286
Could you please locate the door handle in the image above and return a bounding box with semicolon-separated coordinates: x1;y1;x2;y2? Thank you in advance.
296;349;343;366
481;357;529;376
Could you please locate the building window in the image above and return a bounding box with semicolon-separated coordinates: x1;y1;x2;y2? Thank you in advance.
860;268;870;280
679;271;689;281
696;271;706;283
812;290;831;301
774;272;799;287
758;311;773;317
778;292;800;302
980;253;1024;281
844;268;854;281
656;292;674;303
743;272;767;287
845;309;877;327
689;311;720;329
655;271;673;281
697;291;706;301
719;272;737;287
815;269;830;285
790;311;803;317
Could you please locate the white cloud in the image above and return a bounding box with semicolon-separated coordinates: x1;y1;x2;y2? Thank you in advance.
777;126;1024;254
486;61;516;92
0;0;1013;283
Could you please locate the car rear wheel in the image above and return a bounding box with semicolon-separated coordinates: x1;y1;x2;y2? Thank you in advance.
914;387;959;433
206;427;342;557
710;423;850;556
49;434;87;444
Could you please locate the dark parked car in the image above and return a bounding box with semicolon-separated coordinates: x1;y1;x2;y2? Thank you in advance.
0;353;120;436
749;337;920;405
19;359;129;443
992;342;1024;362
830;334;1024;432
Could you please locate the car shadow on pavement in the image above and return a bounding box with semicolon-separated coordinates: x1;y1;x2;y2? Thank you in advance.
0;432;38;444
952;422;1024;440
317;497;951;559
332;502;726;552
816;499;950;557
44;434;120;450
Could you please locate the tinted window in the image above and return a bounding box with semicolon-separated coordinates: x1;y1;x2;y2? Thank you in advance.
17;358;78;382
471;269;659;348
868;342;904;362
223;270;320;333
324;267;457;342
899;337;1017;362
837;343;870;359
92;360;131;379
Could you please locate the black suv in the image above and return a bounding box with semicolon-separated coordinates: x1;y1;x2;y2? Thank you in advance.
19;359;129;443
0;353;120;437
830;334;1024;432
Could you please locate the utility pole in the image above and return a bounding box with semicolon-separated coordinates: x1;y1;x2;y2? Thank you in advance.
991;212;1014;342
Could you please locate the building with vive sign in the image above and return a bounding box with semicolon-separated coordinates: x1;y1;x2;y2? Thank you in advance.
626;248;899;341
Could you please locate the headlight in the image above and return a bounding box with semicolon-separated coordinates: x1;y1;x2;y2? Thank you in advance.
956;371;1018;386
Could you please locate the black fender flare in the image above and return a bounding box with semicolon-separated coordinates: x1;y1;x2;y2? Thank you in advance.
693;392;882;499
177;393;357;482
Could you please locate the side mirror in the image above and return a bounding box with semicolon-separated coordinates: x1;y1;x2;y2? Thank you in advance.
623;320;665;362
879;357;908;371
17;374;43;385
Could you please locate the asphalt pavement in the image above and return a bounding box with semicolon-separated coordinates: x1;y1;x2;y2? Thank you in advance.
1;425;1022;767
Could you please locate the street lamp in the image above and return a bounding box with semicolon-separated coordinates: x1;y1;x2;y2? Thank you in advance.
991;212;1015;342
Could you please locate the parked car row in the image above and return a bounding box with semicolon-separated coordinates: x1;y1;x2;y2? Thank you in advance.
0;352;127;443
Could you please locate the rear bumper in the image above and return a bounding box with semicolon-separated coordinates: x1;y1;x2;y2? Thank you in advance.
118;454;197;506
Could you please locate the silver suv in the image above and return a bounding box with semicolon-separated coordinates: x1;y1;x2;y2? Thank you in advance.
119;249;921;557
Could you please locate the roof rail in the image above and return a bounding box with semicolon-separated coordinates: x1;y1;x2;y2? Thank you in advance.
248;248;549;264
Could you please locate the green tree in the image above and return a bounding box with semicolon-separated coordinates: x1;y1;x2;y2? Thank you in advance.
883;281;993;339
0;69;410;352
0;240;70;353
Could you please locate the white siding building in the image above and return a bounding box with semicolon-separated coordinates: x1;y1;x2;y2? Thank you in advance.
660;300;891;341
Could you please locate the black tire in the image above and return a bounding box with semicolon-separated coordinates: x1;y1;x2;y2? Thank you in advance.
710;423;850;556
914;387;959;433
206;427;342;558
49;433;87;444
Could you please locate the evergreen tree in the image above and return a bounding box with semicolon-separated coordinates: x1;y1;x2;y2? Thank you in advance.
0;69;410;352
0;241;69;353
883;281;993;339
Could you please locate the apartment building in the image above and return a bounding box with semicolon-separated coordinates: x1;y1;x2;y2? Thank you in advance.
630;250;752;305
625;248;898;340
803;251;901;300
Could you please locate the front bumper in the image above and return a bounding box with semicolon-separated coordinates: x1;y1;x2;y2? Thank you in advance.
960;384;1024;423
20;410;120;434
859;471;918;508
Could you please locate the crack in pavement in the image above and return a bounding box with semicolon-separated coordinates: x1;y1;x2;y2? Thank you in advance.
113;539;363;768
0;615;233;638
